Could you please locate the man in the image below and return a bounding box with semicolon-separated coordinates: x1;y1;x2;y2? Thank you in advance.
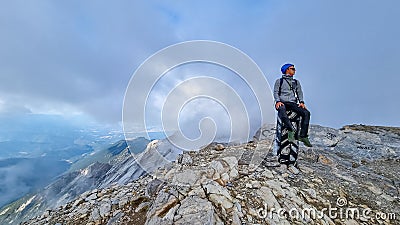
273;63;312;147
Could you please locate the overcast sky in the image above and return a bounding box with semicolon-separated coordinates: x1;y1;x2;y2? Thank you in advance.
1;0;399;131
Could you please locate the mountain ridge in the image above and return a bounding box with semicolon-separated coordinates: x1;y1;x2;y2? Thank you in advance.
1;124;399;225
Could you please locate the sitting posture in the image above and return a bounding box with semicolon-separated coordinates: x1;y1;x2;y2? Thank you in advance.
273;63;312;147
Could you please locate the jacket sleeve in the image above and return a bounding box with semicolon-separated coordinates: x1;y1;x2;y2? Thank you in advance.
296;80;304;103
273;79;281;102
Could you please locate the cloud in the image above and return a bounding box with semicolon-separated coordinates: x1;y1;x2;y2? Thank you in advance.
0;98;32;115
0;157;70;207
138;61;272;143
0;0;399;129
0;1;179;122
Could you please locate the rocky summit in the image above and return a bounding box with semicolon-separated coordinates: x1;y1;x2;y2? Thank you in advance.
2;124;400;225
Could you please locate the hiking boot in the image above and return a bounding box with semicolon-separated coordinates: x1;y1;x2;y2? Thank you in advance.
288;131;295;143
299;136;313;147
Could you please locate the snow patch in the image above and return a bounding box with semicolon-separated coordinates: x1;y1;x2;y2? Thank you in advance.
100;135;113;139
0;207;9;216
16;196;35;213
81;168;89;176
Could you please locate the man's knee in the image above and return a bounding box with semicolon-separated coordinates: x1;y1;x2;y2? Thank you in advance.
277;104;286;112
295;107;310;117
277;105;288;117
277;105;286;116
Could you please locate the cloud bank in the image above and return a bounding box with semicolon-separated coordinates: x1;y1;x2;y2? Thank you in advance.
0;0;399;129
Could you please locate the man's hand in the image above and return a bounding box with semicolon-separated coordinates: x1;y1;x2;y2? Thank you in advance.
298;103;306;109
275;102;284;110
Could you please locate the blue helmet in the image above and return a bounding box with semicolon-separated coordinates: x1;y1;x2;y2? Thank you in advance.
281;63;294;74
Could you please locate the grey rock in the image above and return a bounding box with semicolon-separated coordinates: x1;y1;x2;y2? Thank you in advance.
85;193;98;201
118;196;129;208
99;201;111;218
257;187;281;210
221;156;238;170
106;211;124;225
171;169;202;187
188;186;206;198
209;194;233;209
174;196;215;225
145;189;179;225
232;211;241;225
179;154;193;165
89;208;101;222
251;180;262;189
262;169;275;179
203;181;233;202
209;160;227;179
229;168;239;180
265;180;286;198
76;206;89;215
145;179;164;197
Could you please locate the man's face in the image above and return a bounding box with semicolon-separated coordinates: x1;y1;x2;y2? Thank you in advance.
287;66;296;76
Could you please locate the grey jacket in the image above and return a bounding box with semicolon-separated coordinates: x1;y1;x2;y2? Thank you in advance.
273;75;304;104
